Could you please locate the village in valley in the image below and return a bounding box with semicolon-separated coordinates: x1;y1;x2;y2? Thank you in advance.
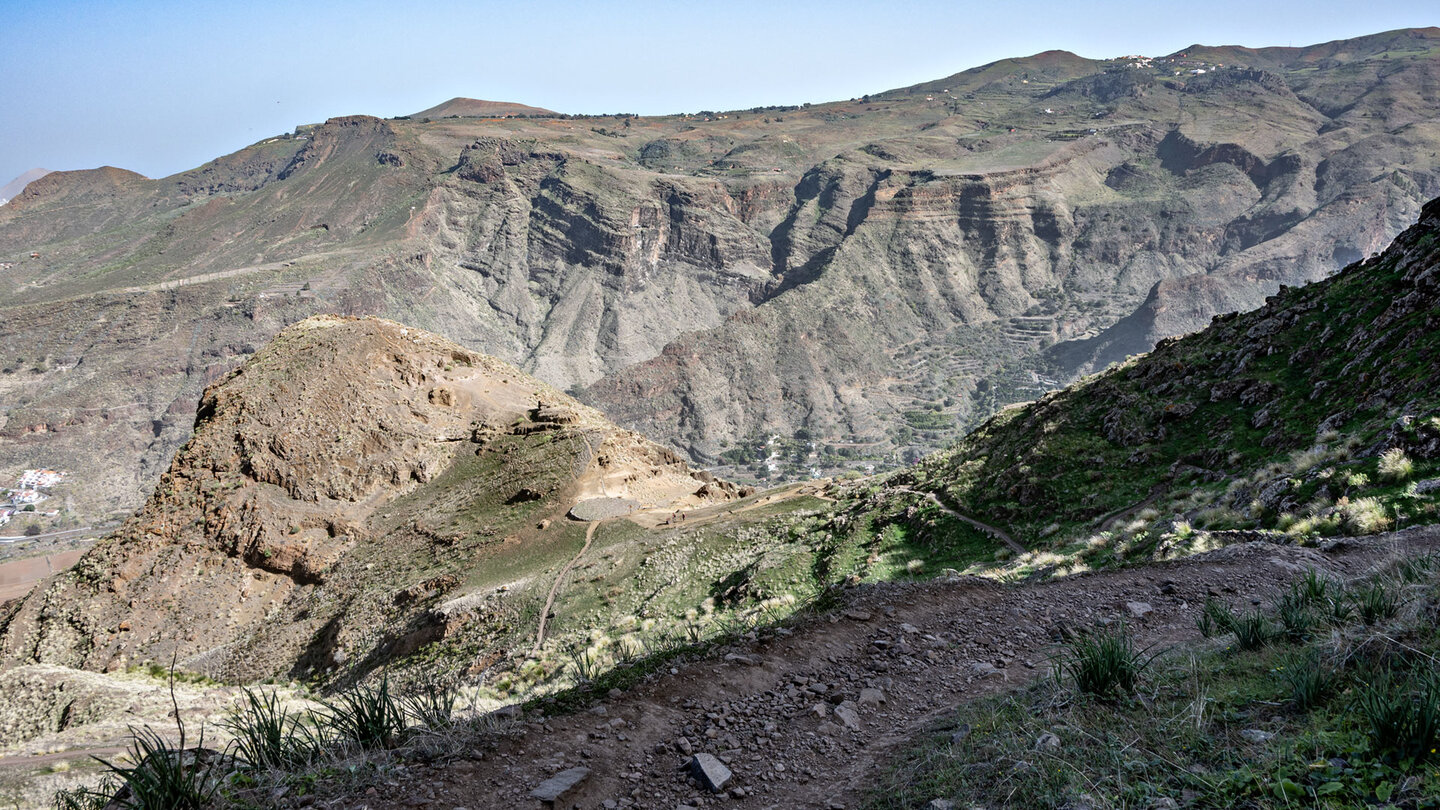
0;468;66;534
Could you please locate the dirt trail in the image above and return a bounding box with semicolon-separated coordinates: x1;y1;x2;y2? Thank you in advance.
340;526;1440;810
897;487;1024;554
533;519;606;655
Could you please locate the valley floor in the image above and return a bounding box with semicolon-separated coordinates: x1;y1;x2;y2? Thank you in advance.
318;526;1440;809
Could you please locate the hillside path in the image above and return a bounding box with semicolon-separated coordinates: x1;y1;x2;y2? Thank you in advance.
339;526;1440;810
896;487;1025;554
532;519;604;654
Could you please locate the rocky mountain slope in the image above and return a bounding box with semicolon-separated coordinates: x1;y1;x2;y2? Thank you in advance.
889;191;1440;562
3;28;1439;524
0;316;742;683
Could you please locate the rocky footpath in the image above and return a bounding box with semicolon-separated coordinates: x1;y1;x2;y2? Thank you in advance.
313;526;1440;810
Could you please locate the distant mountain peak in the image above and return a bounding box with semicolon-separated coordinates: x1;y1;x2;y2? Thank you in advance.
408;97;560;120
0;168;51;206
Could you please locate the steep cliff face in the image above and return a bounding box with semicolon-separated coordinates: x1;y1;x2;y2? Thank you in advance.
0;316;735;682
2;29;1439;521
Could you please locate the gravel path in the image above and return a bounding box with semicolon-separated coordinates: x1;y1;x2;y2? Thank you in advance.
314;527;1440;810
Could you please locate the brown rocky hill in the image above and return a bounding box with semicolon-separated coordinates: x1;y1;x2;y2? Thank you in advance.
0;316;739;683
409;97;561;119
2;28;1439;523
0;169;50;206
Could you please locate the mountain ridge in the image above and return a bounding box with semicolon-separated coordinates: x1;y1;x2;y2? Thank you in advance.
1;27;1438;525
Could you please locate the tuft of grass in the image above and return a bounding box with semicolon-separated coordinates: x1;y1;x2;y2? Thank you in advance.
1230;609;1273;651
318;674;409;750
401;676;462;730
1377;448;1415;483
1350;580;1402;625
220;688;321;771
50;778;118;810
92;725;221;810
1339;496;1392;534
1392;552;1438;584
1053;625;1155;697
1277;649;1336;710
1273;592;1317;644
1356;671;1440;766
1201;596;1238;636
1295;568;1331;604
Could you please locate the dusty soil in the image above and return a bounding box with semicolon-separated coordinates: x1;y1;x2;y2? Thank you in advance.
318;526;1440;810
0;551;84;602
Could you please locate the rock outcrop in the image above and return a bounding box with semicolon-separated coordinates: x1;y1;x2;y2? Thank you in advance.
0;316;734;682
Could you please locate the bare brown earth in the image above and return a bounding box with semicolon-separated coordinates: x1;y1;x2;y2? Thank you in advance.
0;551;83;602
318;527;1440;810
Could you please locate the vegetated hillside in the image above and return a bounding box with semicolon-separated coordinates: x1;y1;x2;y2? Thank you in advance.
0;316;749;684
895;193;1440;565
3;29;1440;524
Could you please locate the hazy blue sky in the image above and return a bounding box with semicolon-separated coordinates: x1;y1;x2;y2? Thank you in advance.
1;0;1435;187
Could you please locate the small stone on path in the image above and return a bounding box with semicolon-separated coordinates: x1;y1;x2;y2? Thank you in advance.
530;766;590;803
1126;601;1154;619
688;753;733;792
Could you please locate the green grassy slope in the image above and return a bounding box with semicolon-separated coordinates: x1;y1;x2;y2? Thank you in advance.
892;194;1440;567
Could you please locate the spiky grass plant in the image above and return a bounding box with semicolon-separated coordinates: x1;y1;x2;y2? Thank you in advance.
1230;609;1273;651
220;688;321;771
50;778;119;810
1351;580;1402;625
1296;568;1332;604
1201;597;1238;636
1053;625;1156;697
1356;671;1440;766
1393;552;1438;585
92;725;221;810
401;677;461;731
1273;591;1317;644
319;674;409;750
1277;649;1336;711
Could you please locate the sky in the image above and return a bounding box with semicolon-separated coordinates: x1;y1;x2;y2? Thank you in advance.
1;0;1435;188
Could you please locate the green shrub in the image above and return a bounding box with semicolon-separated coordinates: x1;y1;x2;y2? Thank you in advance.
1053;625;1155;697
